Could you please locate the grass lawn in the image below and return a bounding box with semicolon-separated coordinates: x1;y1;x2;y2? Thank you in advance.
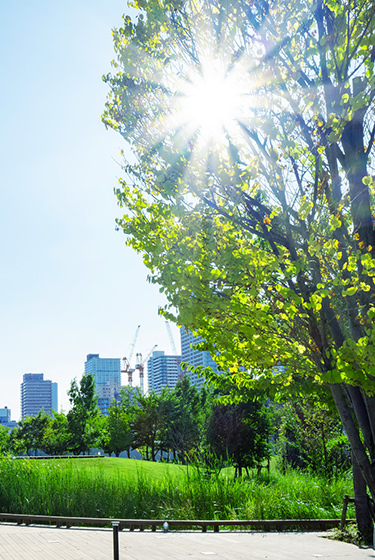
0;456;355;521
49;456;189;482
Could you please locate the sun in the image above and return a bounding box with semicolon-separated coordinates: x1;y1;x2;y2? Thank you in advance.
173;57;249;145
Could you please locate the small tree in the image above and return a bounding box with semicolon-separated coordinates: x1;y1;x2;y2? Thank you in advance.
40;411;69;456
15;411;51;456
101;405;133;457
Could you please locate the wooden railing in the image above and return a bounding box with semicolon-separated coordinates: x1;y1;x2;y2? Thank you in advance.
340;494;356;530
0;513;355;532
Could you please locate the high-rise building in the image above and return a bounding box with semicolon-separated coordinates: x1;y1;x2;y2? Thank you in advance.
0;407;10;424
84;354;121;415
180;327;219;389
0;407;18;428
147;350;181;395
20;374;58;419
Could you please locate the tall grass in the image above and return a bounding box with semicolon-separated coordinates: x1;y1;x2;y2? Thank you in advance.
0;457;354;520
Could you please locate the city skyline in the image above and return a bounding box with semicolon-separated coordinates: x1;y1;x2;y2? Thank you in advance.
4;323;221;422
2;334;181;423
0;1;180;422
5;322;223;422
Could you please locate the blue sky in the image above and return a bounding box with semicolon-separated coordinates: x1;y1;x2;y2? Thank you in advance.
0;1;180;421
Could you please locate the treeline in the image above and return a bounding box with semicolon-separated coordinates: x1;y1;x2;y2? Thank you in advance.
0;374;351;476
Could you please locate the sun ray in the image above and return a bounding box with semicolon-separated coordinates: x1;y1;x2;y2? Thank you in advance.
173;57;250;143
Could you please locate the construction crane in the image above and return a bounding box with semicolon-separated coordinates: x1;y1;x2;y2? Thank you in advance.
165;321;178;355
135;344;158;394
121;325;141;386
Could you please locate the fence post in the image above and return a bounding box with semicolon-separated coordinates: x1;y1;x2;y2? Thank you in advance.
340;495;349;531
112;521;120;560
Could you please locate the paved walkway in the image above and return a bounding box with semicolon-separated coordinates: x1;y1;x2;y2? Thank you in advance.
0;523;374;560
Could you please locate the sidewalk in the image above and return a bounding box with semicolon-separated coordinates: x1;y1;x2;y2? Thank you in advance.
0;523;374;560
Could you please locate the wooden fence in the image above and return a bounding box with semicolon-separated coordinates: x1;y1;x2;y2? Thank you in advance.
0;512;355;533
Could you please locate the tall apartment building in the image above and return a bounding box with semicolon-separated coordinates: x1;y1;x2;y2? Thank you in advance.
20;374;58;419
180;327;218;389
84;354;121;415
147;350;181;395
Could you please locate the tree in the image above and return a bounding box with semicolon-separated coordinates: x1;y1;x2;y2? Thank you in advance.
40;411;69;456
103;0;375;541
15;411;51;456
0;425;10;455
278;399;351;476
157;378;199;462
207;398;271;477
9;427;26;456
118;385;137;409
67;374;100;455
131;391;164;461
165;375;208;463
101;405;133;457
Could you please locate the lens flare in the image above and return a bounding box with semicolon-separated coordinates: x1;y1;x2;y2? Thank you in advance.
174;58;250;144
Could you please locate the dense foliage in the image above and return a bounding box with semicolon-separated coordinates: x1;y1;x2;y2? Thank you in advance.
277;399;351;476
207;400;272;476
102;0;375;540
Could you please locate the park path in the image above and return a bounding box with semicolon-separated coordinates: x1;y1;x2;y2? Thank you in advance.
0;523;374;560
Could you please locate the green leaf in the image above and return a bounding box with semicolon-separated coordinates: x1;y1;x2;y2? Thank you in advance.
343;286;358;297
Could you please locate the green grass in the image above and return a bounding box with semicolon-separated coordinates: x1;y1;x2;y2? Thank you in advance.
0;457;355;521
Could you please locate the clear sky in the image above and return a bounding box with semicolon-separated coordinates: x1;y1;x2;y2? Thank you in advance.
0;1;180;421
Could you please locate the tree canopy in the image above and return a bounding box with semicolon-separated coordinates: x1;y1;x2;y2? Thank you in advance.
207;398;272;476
103;0;375;538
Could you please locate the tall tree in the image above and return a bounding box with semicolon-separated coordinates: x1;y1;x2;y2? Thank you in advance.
103;0;375;540
67;374;100;455
167;375;207;463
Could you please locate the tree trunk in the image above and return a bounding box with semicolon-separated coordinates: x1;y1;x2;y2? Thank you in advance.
352;452;373;545
364;396;375;447
346;386;375;461
330;384;375;499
